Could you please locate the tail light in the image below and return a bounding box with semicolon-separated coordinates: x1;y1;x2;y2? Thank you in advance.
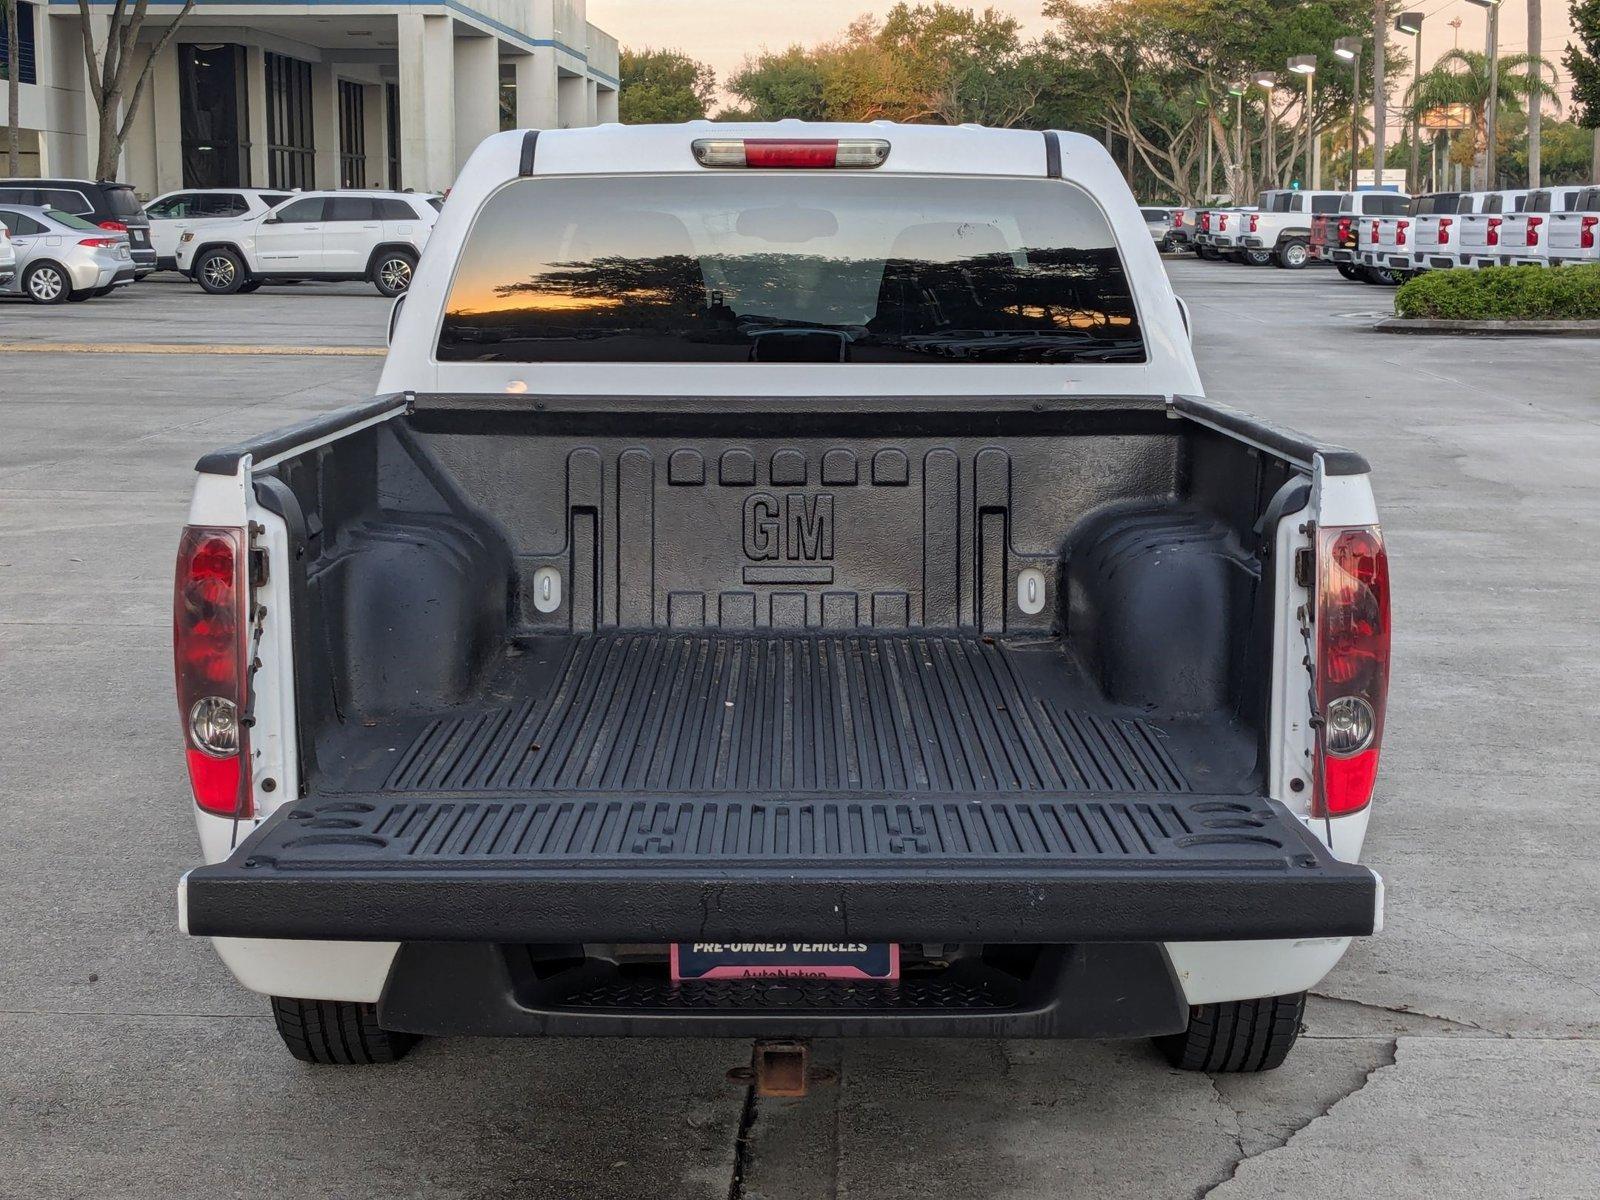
1526;215;1543;246
1370;221;1380;244
1174;211;1186;227
1249;213;1260;233
1313;526;1391;817
1338;216;1352;244
1201;212;1211;231
1487;217;1501;246
77;237;121;248
1438;217;1452;244
174;526;253;818
1582;216;1598;248
1395;219;1409;246
98;219;128;232
691;138;890;169
1219;213;1229;231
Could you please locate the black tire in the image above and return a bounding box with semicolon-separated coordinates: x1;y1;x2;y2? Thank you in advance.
22;261;71;304
372;250;417;297
1154;992;1306;1073
1361;266;1401;287
1197;246;1220;261
1242;248;1274;266
1337;263;1363;281
195;248;247;295
1274;239;1310;269
271;996;418;1065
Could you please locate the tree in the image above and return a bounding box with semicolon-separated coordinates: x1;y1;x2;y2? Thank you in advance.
4;0;19;175
727;46;830;120
1567;0;1600;181
76;0;196;180
1404;50;1562;188
617;48;716;124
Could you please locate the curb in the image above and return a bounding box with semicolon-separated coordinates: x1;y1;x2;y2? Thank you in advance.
1372;317;1600;337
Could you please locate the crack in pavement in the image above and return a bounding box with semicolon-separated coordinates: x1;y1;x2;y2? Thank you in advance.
1308;991;1493;1034
1199;1038;1400;1199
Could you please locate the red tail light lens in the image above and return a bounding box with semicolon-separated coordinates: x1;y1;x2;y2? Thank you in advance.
1338;216;1352;243
1219;213;1229;230
1438;217;1452;244
98;219;128;232
77;236;120;248
1249;213;1260;233
1526;215;1543;246
174;526;252;818
1174;211;1186;227
1487;217;1501;246
1396;219;1409;246
1369;221;1379;244
1314;526;1390;817
1201;212;1211;231
1582;216;1597;249
691;138;889;169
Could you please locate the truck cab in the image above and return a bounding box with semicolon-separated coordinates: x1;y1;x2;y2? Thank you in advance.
174;122;1388;1075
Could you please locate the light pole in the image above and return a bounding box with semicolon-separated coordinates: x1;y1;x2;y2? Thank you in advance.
1288;55;1318;189
1334;37;1362;189
1372;0;1387;190
1254;70;1277;187
1227;82;1247;200
1466;0;1502;190
1395;12;1424;193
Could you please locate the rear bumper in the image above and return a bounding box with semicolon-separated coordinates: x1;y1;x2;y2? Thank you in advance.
182;793;1381;945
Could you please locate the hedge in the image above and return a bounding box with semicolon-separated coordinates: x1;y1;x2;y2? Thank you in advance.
1394;263;1600;320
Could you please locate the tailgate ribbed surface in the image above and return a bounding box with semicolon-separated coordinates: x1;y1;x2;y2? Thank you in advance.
383;632;1190;797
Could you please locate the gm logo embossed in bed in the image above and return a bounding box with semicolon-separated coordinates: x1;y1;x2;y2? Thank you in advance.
743;492;834;562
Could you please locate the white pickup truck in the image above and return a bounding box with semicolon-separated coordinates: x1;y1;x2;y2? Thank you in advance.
1237;189;1347;268
1406;191;1479;272
1498;186;1600;267
174;122;1388;1075
1456;189;1531;269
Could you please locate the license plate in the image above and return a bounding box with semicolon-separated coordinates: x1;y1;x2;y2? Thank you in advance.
131;229;147;244
671;942;899;981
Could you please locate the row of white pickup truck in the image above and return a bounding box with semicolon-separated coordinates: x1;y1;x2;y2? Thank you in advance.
1168;184;1600;284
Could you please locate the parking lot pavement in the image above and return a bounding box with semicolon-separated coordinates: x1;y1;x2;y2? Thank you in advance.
2;264;1597;1199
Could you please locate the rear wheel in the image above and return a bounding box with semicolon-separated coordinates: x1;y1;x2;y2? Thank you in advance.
1361;266;1400;287
372;250;417;297
195;248;247;295
1337;263;1363;281
1274;239;1310;269
1242;248;1274;266
271;996;418;1065
1197;246;1220;261
1154;992;1306;1073
22;261;70;304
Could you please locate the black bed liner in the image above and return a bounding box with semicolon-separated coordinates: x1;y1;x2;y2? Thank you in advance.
185;630;1376;944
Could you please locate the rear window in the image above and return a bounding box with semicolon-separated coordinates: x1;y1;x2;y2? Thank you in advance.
439;175;1145;365
38;188;93;214
102;186;145;217
44;210;98;230
1310;195;1342;213
1366;194;1409;215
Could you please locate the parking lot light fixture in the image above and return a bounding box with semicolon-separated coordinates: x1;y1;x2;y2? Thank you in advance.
1288;56;1319;188
1335;38;1363;188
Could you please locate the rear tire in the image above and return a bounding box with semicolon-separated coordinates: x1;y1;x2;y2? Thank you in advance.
195;248;247;295
22;261;71;304
1337;263;1363;281
1197;246;1220;261
1242;248;1274;266
1154;992;1306;1073
271;996;418;1065
372;250;417;297
1274;239;1310;269
1361;266;1400;287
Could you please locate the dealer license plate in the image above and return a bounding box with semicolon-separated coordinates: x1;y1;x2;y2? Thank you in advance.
671;942;900;981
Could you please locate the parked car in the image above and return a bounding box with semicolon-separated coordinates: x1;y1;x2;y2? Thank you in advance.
1139;206;1174;251
176;123;1387;1075
0;178;155;277
1236;189;1346;268
1167;205;1197;250
1405;191;1478;272
0;203;136;303
175;190;441;296
1497;186;1595;267
144;188;294;270
1310;191;1409;280
0;222;15;289
1456;189;1531;269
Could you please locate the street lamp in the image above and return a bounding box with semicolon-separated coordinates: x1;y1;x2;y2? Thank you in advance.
1395;13;1424;191
1288;55;1318;189
1227;83;1247;201
1465;0;1501;190
1334;36;1362;189
1254;70;1278;187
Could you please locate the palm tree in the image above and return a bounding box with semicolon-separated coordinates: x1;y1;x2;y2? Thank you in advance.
1404;50;1563;188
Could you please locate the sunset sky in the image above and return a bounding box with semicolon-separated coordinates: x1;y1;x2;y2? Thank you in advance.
588;0;1582;117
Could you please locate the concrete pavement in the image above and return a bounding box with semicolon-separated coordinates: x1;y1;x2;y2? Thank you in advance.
1;266;1596;1199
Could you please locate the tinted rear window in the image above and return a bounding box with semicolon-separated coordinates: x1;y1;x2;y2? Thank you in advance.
102;186;145;217
1311;195;1342;213
38;188;93;213
378;198;416;220
45;210;99;230
439;176;1145;365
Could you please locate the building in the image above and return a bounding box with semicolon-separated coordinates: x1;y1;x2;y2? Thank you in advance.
0;0;619;196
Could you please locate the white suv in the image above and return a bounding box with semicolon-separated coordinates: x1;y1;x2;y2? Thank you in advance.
176;190;441;297
144;188;295;270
